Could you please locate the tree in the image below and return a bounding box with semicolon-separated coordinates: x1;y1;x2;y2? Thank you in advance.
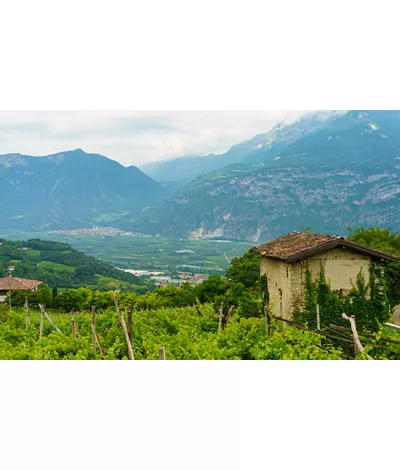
195;275;229;304
52;287;58;306
37;283;52;307
226;252;260;289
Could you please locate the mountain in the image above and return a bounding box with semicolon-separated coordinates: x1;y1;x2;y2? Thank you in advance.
140;111;342;188
0;149;168;230
132;110;400;242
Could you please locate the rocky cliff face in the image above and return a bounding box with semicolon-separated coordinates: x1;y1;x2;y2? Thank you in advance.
133;111;400;241
133;163;400;242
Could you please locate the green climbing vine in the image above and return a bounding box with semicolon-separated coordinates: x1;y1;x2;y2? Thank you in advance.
297;263;391;333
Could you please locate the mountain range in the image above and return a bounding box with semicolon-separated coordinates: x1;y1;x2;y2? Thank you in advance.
0;149;168;230
2;111;400;242
132;110;400;241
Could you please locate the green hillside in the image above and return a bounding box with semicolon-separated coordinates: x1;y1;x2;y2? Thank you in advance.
0;239;145;291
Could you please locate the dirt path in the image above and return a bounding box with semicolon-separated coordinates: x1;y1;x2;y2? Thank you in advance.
224;249;236;264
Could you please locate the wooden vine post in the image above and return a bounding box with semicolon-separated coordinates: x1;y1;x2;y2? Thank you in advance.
342;313;373;360
74;316;80;338
39;304;62;333
225;306;235;325
316;304;321;331
114;296;135;360
71;313;80;338
159;347;166;360
24;296;30;331
90;320;105;359
39;304;44;337
91;306;96;356
120;312;135;360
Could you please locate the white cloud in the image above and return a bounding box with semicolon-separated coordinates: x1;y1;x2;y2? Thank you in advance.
0;110;308;167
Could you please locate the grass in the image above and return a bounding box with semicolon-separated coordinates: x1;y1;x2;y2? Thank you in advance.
38;261;76;272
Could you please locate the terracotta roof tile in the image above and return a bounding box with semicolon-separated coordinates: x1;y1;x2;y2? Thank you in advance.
250;231;400;263
0;277;43;291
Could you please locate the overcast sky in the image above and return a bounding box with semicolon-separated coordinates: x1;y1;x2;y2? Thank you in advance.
0;111;307;168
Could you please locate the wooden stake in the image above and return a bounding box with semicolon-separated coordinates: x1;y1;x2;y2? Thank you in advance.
74;317;81;338
342;313;372;359
225;306;235;324
24;296;30;331
90;320;105;359
39;304;62;333
39;305;44;337
385;323;400;332
264;304;269;336
119;313;135;360
91;306;96;356
113;296;119;314
128;301;136;344
316;304;321;331
159;347;166;360
195;303;203;317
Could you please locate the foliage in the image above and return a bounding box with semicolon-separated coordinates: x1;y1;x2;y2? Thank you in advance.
0;304;349;360
297;264;391;333
348;226;400;306
226;251;260;289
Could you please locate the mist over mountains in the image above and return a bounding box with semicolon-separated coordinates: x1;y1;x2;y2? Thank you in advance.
141;111;344;189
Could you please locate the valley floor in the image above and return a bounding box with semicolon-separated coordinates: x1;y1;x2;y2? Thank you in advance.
0;230;253;274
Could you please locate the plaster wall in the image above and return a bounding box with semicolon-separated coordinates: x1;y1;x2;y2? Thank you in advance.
261;247;372;318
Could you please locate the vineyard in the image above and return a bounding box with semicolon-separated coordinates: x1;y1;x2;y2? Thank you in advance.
1;301;400;360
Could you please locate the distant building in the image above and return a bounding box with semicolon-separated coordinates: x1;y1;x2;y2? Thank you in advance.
251;231;400;319
0;277;43;303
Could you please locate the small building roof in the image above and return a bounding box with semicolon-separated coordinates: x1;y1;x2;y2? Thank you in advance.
0;277;43;291
250;231;400;264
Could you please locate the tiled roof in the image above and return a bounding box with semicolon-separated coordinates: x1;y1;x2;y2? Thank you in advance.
0;277;43;291
250;231;400;263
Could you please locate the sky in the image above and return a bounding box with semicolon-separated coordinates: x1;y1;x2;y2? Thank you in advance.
0;111;307;168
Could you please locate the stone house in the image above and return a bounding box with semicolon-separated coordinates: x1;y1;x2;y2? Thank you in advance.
251;231;400;319
0;277;43;303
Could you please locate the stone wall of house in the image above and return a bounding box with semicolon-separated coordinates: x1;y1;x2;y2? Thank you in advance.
261;247;372;319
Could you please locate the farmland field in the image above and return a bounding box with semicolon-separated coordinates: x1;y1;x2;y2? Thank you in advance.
0;230;253;272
